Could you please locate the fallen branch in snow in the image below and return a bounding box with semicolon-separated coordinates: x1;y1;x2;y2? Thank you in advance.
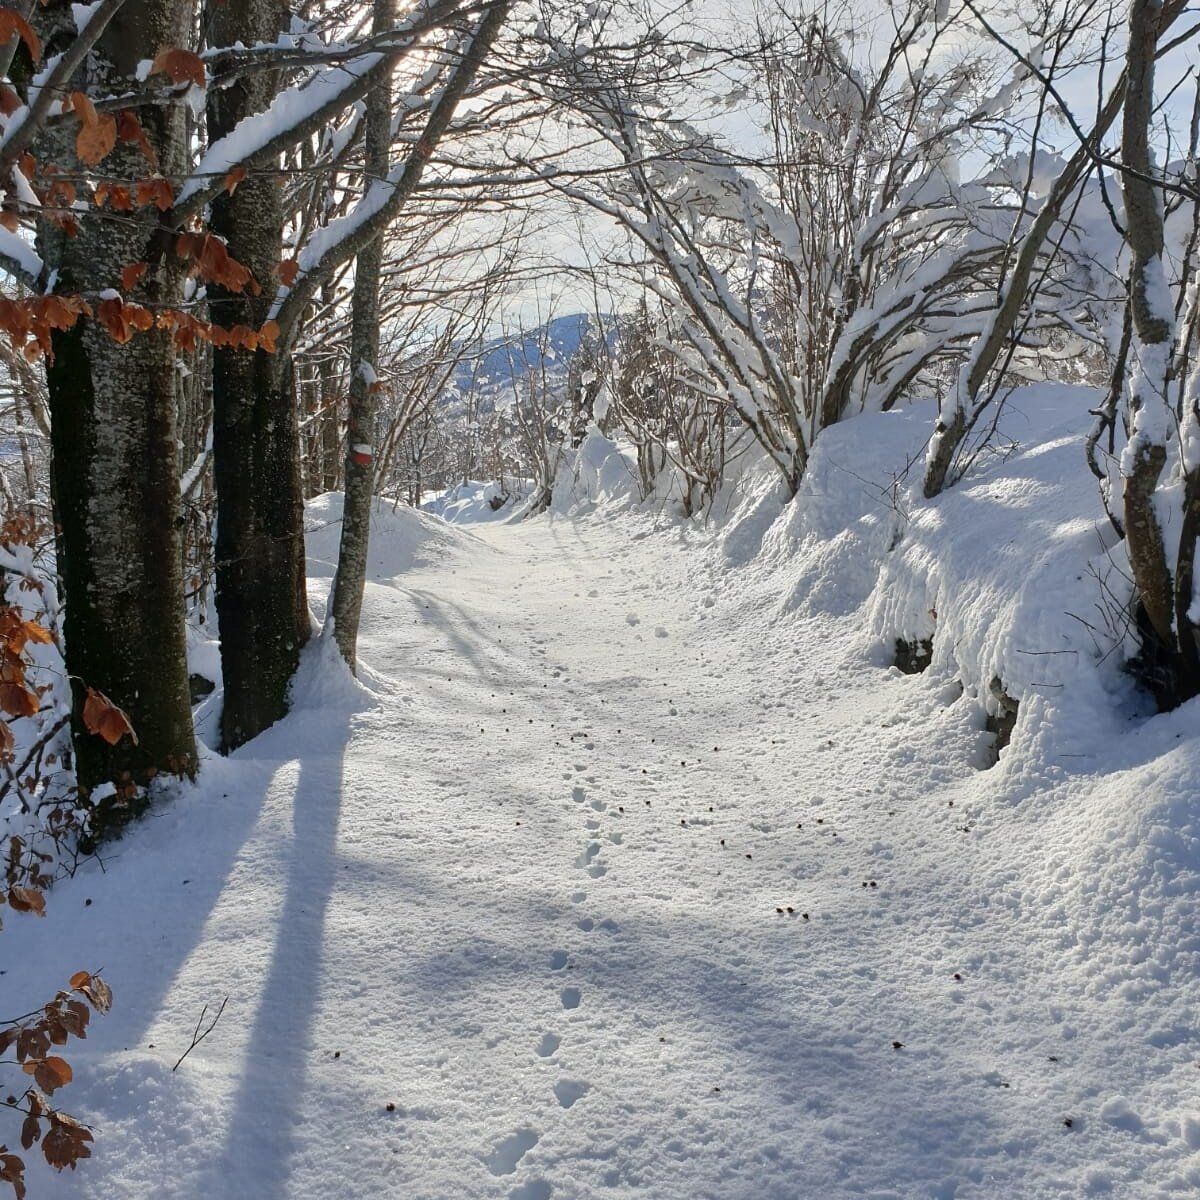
172;996;229;1073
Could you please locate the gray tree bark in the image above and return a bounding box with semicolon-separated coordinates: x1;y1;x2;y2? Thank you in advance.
1120;0;1176;660
35;0;197;820
328;0;392;671
205;0;311;750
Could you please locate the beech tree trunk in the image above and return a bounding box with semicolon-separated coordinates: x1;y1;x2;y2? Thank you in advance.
37;0;197;813
205;0;311;750
329;0;392;671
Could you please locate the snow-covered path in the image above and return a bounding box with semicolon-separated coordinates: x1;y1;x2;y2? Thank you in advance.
9;503;1199;1198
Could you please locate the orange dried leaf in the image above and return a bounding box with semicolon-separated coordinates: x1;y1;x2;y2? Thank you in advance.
81;976;112;1014
0;9;41;62
0;681;38;717
126;304;153;332
278;258;299;286
41;1113;93;1171
223;166;246;194
81;688;137;746
133;178;173;212
104;184;133;212
95;297;133;344
7;885;45;916
75;113;116;167
150;48;205;90
120;263;148;292
16;1028;48;1063
20;1112;39;1150
26;1056;72;1095
0;1149;25;1200
69;91;97;127
116;110;157;169
59;1001;90;1040
21;620;51;644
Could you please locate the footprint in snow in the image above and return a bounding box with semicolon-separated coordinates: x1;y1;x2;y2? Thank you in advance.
486;1129;539;1177
549;950;569;970
553;1080;591;1109
625;613;640;626
560;987;582;1009
536;1032;560;1058
577;916;619;933
575;842;601;869
510;1182;552;1200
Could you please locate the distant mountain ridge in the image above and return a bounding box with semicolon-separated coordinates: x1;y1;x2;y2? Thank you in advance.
454;312;610;395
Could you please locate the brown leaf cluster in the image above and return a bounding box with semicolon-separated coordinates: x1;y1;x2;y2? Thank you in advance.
0;972;111;1194
175;232;260;294
81;688;136;747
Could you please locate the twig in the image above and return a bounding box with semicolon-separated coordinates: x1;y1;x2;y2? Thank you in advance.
172;996;229;1072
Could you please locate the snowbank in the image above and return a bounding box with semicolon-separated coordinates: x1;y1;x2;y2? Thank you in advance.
552;430;641;512
706;387;1140;755
6;400;1200;1199
865;387;1136;735
422;479;526;524
305;490;486;577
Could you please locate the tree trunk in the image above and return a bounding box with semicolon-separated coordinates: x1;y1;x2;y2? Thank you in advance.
36;0;197;819
329;0;392;671
205;0;310;750
1120;0;1176;664
319;354;343;494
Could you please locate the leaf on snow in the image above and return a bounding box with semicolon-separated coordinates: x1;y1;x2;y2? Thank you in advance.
6;885;44;916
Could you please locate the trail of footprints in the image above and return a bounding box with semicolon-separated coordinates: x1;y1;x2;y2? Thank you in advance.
486;779;619;1198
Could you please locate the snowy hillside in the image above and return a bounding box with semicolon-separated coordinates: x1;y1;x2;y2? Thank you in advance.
5;389;1200;1199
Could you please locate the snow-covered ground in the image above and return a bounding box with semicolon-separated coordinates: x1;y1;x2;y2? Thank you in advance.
6;402;1200;1198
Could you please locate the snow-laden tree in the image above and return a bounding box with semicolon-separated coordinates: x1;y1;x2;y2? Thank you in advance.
921;0;1195;498
1112;0;1200;704
553;0;1104;498
0;0;523;764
